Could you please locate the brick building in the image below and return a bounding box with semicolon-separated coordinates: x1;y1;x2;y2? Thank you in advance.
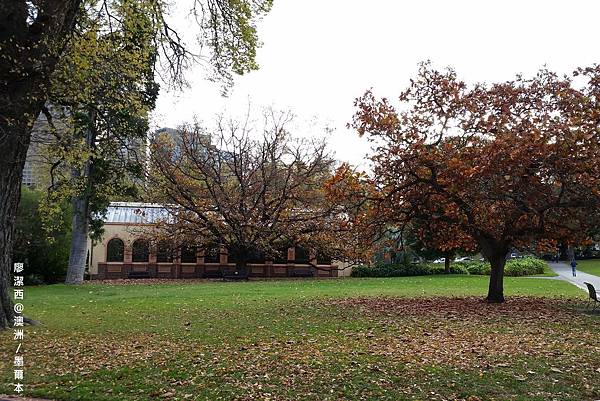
90;202;350;279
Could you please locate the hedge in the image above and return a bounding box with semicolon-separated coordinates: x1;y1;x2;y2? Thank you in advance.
351;262;467;278
458;257;546;277
351;256;546;278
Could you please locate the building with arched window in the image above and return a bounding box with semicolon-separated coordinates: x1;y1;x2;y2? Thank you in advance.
90;202;350;280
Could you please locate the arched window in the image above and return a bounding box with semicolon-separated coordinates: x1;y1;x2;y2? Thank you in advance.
181;245;197;263
106;238;124;262
132;239;149;262
295;247;310;264
156;241;173;263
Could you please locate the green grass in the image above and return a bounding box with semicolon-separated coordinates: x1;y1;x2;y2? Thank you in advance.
1;275;597;401
576;259;600;277
539;262;559;276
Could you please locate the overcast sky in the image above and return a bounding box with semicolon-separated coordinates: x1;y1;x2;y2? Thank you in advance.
152;0;600;167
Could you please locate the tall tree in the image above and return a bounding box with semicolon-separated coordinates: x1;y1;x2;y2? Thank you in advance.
349;63;600;302
0;0;272;328
43;0;159;284
0;0;81;331
148;112;366;274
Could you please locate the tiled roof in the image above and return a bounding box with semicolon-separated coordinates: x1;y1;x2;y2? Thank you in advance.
103;202;171;224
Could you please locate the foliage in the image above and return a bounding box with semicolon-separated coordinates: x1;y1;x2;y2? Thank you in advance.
148;111;370;269
351;257;547;278
38;0;159;240
12;187;72;283
341;62;600;302
504;258;547;276
0;279;592;400
459;260;490;276
402;219;465;261
460;257;547;277
197;0;274;89
428;262;470;275
352;263;467;277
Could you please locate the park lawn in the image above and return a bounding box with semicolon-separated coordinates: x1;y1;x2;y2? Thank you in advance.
0;275;598;401
576;259;600;277
539;262;559;276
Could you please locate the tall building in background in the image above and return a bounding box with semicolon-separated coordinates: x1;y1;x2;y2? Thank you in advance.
153;127;180;142
22;109;60;188
23;108;152;189
152;127;212;161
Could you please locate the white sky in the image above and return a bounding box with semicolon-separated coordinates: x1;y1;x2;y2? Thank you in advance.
153;0;600;167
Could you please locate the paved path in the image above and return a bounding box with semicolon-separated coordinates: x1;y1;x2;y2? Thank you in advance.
548;262;600;292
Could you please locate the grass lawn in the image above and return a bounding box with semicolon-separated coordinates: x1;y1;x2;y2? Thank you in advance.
1;275;598;401
576;259;600;277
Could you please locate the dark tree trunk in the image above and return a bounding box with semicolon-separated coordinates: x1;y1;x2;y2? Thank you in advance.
0;0;82;329
235;247;248;274
487;255;506;303
444;251;452;274
0;123;31;329
478;238;509;303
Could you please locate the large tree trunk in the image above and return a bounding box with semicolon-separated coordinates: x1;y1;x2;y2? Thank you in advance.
0;0;82;329
65;110;95;284
0;124;31;329
65;191;90;284
487;255;507;303
479;238;509;303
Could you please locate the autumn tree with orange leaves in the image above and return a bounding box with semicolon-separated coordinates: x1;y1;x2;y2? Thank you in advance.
347;63;600;302
147;111;371;276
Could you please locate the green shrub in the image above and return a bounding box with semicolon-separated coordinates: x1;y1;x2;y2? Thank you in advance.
351;263;430;277
351;257;547;278
351;262;468;277
461;261;491;275
428;263;469;275
463;257;546;277
504;257;546;276
13;187;72;284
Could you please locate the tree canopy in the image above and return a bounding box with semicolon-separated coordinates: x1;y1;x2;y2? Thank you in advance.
346;62;600;302
147;112;368;273
38;0;160;284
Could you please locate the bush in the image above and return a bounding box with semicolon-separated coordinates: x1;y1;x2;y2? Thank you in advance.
428;263;469;275
351;257;547;278
13;187;72;284
461;261;491;275
463;257;546;277
351;263;429;277
351;262;468;277
504;257;546;276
